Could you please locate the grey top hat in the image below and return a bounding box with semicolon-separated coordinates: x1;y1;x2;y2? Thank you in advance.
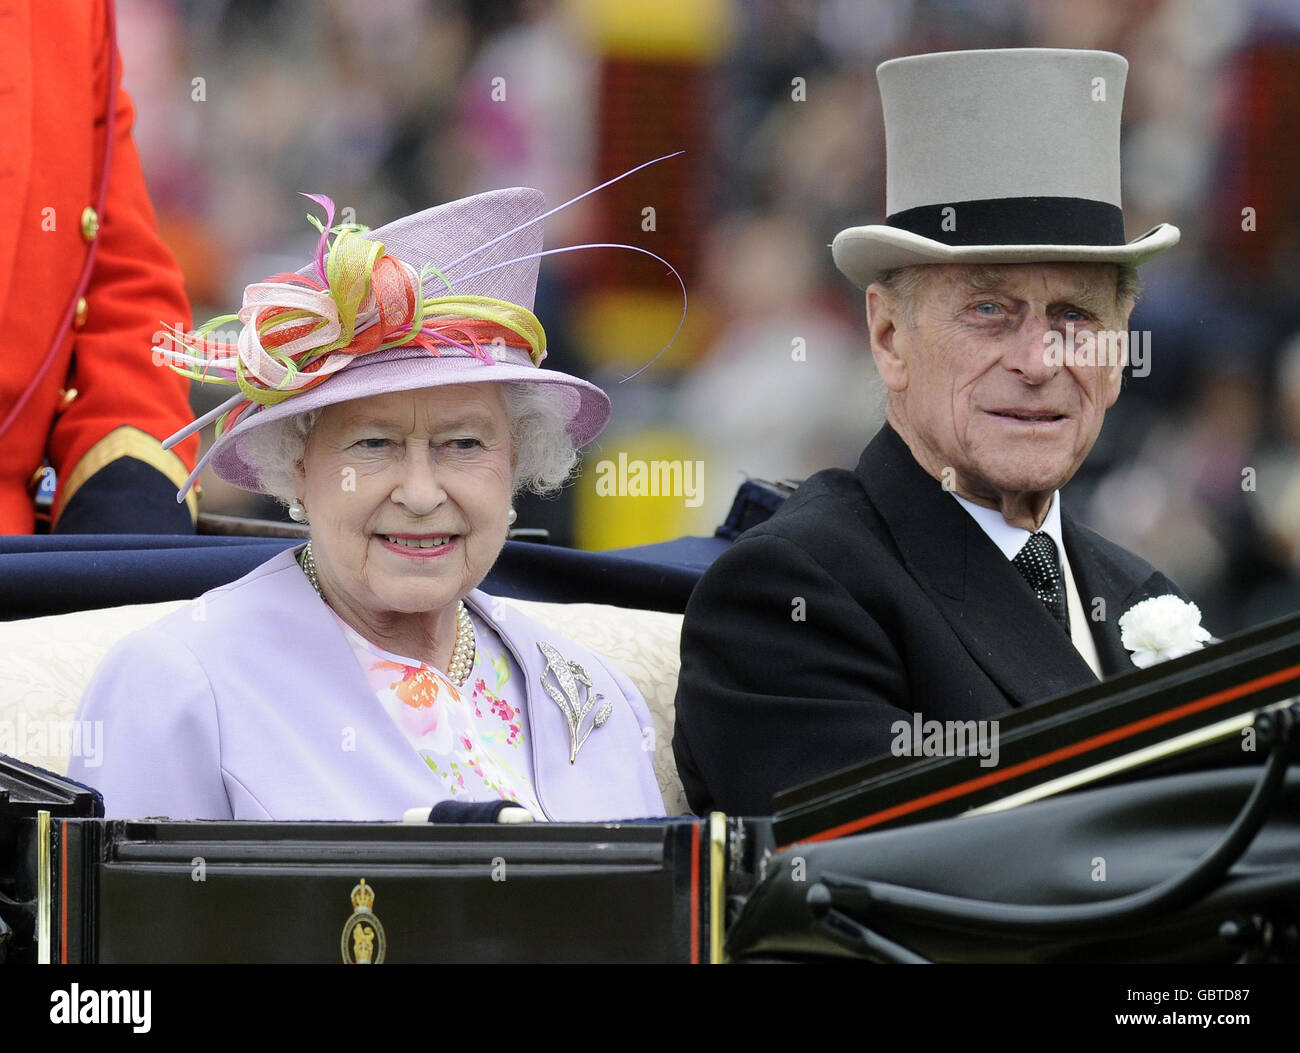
832;48;1180;289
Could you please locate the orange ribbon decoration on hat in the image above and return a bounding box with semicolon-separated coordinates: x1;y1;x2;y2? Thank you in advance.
158;202;547;436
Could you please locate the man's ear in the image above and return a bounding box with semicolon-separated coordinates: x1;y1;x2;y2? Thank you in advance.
867;284;908;393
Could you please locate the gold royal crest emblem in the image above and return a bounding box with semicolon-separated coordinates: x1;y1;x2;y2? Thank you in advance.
341;878;386;964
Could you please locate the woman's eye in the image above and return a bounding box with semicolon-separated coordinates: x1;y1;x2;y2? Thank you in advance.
448;437;483;451
356;438;392;450
974;302;1001;316
1062;308;1091;323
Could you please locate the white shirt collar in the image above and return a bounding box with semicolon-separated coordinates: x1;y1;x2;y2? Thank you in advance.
951;490;1064;562
949;489;1102;677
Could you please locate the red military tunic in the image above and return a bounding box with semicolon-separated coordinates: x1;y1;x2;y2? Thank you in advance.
0;0;198;533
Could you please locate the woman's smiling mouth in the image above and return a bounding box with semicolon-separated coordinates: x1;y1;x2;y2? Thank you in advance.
377;533;458;556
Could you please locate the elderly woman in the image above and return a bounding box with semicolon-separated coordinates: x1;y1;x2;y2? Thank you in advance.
67;188;665;822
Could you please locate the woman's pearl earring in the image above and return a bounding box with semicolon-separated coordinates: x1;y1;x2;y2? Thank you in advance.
289;498;308;523
507;507;518;526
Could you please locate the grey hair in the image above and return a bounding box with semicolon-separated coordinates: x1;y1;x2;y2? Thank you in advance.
1116;263;1142;311
240;381;580;508
875;261;1142;326
874;265;933;326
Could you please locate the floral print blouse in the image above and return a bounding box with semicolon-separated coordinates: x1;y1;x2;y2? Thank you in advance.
329;608;544;817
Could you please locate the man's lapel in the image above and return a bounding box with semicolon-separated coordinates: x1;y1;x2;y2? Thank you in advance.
1061;515;1168;679
857;425;1099;708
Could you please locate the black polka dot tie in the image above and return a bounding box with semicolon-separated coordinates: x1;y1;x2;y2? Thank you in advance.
1012;532;1071;638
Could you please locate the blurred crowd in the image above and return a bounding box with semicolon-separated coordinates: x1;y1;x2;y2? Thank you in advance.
117;0;1300;635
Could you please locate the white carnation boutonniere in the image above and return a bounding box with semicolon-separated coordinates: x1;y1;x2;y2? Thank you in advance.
1118;595;1213;669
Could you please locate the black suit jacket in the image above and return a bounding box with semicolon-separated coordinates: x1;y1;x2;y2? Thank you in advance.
672;424;1190;816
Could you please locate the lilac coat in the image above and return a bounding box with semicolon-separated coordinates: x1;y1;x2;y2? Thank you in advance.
67;547;665;821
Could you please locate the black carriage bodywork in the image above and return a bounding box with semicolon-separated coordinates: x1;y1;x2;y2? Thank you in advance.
6;626;1300;964
4;732;1300;963
0;750;770;964
30;813;758;965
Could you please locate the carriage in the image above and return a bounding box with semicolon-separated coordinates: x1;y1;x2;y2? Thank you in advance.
3;484;1299;965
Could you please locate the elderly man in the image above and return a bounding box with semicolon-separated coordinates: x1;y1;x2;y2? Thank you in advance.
672;48;1202;816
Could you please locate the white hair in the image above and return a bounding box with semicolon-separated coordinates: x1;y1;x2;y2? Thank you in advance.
240;381;580;507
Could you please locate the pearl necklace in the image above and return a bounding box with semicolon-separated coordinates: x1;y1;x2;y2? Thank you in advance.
299;541;476;688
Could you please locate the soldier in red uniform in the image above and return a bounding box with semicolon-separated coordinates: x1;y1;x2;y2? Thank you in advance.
0;0;199;533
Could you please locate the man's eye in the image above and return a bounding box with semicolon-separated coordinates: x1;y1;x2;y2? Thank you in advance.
1062;308;1091;323
974;302;1001;315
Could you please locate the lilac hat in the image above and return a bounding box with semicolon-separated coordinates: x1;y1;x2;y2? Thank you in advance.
161;187;613;496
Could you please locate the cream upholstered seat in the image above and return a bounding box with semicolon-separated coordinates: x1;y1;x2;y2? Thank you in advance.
0;597;688;816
